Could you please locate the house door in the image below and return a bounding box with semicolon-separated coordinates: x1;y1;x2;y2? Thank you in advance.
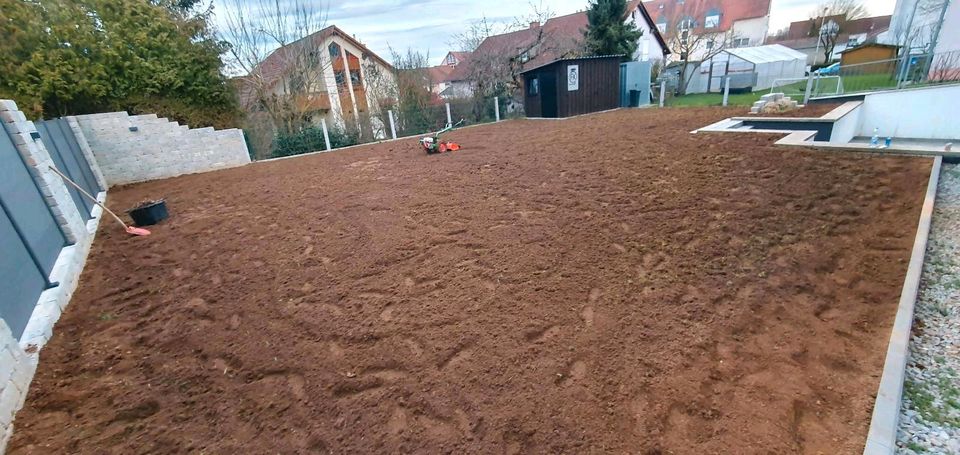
540;72;558;118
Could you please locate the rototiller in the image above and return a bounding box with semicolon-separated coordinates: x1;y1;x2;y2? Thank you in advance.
419;119;464;154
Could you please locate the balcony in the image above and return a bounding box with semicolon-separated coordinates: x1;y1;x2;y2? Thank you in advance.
294;92;331;112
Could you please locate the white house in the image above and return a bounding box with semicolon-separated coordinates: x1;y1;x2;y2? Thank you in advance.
645;0;773;61
238;26;397;140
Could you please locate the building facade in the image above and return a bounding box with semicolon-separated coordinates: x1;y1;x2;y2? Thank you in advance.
645;0;772;61
238;26;396;141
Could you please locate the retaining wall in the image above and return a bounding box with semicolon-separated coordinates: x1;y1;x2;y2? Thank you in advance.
0;100;107;453
72;112;250;186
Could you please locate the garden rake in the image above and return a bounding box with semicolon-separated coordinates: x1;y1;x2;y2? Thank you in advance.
48;166;151;236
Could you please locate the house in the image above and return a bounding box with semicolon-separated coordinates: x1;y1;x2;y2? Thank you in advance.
879;0;956;52
644;0;772;61
768;15;892;65
237;25;396;140
444;0;670;99
426;51;471;97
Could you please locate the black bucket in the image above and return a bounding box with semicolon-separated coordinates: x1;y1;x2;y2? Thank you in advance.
128;200;168;226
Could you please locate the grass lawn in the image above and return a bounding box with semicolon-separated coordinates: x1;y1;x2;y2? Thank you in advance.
666;91;764;107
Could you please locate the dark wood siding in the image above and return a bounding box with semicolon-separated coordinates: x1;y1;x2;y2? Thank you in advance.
523;56;621;118
557;58;620;117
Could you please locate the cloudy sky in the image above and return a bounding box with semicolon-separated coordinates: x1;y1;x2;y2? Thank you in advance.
212;0;897;66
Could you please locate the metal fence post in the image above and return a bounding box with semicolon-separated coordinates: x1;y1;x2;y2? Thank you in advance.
494;97;500;122
388;110;397;140
803;73;815;105
320;118;331;151
659;81;666;107
722;77;730;106
445;103;452;125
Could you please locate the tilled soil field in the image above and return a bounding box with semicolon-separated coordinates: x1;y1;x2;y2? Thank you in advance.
10;107;931;454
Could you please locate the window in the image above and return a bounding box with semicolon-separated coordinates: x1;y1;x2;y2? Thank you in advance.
706;38;715;49
731;37;750;48
678;16;695;31
328;43;341;60
350;69;362;87
334;70;347;88
446;54;457;65
656;18;667;33
528;77;539;96
705;9;720;28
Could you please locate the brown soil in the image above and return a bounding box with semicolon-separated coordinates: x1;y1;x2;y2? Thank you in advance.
9;107;930;454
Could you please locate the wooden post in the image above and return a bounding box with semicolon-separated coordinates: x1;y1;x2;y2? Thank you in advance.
659;81;666;107
388;110;397;139
494;97;500;122
320;118;332;151
445;103;452;125
722;77;731;106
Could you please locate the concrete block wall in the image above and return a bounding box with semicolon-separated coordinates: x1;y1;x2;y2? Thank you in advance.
0;320;37;454
72;112;250;186
0;100;107;453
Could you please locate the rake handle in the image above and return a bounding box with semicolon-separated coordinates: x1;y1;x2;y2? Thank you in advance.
47;165;128;229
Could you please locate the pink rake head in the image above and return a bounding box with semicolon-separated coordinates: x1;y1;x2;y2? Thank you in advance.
125;226;151;236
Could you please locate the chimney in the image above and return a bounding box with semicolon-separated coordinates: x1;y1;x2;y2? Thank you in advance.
529;21;540;29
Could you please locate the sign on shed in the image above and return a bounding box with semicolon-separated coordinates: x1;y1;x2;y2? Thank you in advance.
567;65;579;91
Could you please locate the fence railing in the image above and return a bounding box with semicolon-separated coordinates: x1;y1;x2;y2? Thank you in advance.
804;49;960;101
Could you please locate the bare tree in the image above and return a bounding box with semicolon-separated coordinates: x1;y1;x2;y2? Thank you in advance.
661;2;740;94
808;0;868;63
450;17;500;52
218;0;330;137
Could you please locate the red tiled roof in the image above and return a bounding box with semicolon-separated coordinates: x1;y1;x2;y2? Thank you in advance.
643;0;771;33
427;64;455;84
448;2;669;82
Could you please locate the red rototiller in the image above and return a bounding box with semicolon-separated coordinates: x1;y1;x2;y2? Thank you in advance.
419;119;464;154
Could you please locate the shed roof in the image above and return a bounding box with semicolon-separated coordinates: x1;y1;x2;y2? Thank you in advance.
520;55;625;74
725;44;806;64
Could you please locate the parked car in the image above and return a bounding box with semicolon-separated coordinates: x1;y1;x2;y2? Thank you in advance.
814;62;840;75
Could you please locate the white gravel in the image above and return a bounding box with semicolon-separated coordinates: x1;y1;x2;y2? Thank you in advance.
897;162;960;455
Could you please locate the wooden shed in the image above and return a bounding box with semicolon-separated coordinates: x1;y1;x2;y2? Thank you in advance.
840;43;899;67
521;56;622;118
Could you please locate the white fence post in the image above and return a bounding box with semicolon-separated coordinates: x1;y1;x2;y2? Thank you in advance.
494;97;500;122
659;81;666;107
803;73;815;105
722;77;731;106
320;118;331;151
445;103;452;125
388;110;397;140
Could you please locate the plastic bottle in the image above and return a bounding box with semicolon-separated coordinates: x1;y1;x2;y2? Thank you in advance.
870;128;880;148
885;137;892;149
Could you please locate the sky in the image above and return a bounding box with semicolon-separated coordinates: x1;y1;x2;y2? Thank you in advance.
211;0;898;67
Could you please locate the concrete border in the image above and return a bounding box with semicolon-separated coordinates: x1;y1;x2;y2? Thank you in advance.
863;156;942;455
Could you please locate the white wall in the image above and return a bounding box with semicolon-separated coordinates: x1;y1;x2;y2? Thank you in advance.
829;103;864;143
933;1;960;55
628;8;666;62
857;84;960;139
733;16;770;47
74;112;250;186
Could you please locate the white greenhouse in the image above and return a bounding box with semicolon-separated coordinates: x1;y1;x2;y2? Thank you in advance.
686;44;808;94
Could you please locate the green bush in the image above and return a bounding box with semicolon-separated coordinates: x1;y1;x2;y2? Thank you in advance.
270;125;359;158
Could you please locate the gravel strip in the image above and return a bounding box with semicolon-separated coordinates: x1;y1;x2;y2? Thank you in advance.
898;162;960;455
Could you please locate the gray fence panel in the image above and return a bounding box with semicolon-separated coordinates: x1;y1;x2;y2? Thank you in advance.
36;120;94;218
0;208;47;339
53;118;101;193
1;125;68;339
0;126;66;274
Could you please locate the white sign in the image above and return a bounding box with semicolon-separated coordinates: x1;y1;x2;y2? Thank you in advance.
567;64;579;91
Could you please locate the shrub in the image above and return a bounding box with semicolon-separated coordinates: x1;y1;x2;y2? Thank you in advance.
270;125;359;158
